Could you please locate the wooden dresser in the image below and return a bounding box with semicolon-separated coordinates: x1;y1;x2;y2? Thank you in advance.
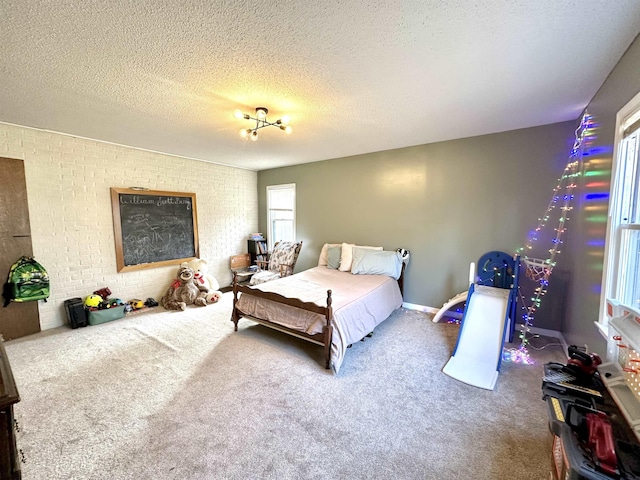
0;338;21;480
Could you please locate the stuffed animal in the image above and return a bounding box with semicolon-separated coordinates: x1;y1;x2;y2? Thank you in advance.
161;264;208;310
185;258;222;304
205;290;222;304
396;248;411;262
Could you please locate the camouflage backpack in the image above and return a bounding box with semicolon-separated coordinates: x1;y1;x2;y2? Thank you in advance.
2;256;50;307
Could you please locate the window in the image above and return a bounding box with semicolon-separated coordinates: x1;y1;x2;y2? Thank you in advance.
266;184;296;250
600;91;640;330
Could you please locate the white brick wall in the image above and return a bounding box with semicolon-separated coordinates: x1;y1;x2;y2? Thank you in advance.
1;123;258;330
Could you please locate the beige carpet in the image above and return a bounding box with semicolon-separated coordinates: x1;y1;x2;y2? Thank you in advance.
5;292;565;479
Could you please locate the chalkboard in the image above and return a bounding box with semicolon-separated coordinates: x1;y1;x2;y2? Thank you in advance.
110;188;199;272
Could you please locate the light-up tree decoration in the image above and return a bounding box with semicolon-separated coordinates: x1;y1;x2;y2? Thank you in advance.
505;113;592;363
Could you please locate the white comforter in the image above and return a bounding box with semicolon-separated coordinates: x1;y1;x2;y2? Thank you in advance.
236;266;403;373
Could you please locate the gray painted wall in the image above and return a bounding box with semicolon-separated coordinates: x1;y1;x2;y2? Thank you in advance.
258;32;640;355
258;121;576;330
562;34;640;354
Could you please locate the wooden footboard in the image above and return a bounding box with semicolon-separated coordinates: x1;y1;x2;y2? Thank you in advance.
231;272;334;369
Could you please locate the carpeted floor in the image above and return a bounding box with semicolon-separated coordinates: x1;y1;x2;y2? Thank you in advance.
5;292;565;479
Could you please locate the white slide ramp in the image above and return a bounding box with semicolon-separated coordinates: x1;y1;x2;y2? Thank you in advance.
432;291;468;324
442;285;511;390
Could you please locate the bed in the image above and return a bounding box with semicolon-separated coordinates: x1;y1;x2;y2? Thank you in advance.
231;244;407;373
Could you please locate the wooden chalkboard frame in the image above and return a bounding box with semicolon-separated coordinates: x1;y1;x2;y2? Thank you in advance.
110;188;199;272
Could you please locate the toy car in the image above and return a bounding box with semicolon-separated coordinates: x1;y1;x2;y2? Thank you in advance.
128;299;145;310
144;297;159;307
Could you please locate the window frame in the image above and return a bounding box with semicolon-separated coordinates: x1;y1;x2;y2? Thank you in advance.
266;183;296;251
598;90;640;334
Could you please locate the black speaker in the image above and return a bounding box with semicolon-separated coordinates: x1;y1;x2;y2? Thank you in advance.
64;297;88;328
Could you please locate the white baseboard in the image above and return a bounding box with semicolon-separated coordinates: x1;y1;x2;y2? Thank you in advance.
525;325;569;354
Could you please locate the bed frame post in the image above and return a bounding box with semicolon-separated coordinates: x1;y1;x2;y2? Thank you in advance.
231;271;240;331
323;290;333;369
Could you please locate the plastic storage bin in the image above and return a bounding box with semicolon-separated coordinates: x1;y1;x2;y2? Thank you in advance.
87;306;126;326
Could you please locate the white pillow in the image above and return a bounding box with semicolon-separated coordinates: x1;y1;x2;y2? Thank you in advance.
351;248;403;280
318;243;341;266
339;243;382;272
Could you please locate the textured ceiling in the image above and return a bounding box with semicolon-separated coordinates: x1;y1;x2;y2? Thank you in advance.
2;1;640;171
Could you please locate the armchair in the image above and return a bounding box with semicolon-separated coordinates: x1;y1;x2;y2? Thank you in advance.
249;241;303;285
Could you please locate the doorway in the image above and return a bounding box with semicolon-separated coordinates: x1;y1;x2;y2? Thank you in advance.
0;157;40;339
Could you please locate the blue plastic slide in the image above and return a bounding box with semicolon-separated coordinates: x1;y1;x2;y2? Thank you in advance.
442;252;520;390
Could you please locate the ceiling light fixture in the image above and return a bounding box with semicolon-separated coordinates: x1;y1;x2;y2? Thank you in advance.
234;107;292;141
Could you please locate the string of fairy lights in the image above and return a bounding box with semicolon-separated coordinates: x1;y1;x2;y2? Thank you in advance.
505;112;593;363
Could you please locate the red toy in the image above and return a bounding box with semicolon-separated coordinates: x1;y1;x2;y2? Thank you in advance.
567;345;602;377
93;287;112;299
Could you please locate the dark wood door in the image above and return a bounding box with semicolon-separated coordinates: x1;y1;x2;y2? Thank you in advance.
0;157;40;339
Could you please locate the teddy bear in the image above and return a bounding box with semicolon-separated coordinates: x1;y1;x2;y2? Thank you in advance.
205;290;222;304
161;264;208;310
185;258;223;304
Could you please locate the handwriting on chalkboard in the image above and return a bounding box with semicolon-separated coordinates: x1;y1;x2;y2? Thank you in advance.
110;188;199;272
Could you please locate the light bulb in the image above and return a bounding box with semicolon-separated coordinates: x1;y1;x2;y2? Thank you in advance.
284;125;292;135
234;110;244;120
240;129;249;138
250;131;258;141
280;114;290;125
256;108;267;120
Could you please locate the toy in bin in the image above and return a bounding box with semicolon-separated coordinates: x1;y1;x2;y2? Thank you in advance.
93;287;112;299
84;287;120;311
84;294;102;309
84;288;126;325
